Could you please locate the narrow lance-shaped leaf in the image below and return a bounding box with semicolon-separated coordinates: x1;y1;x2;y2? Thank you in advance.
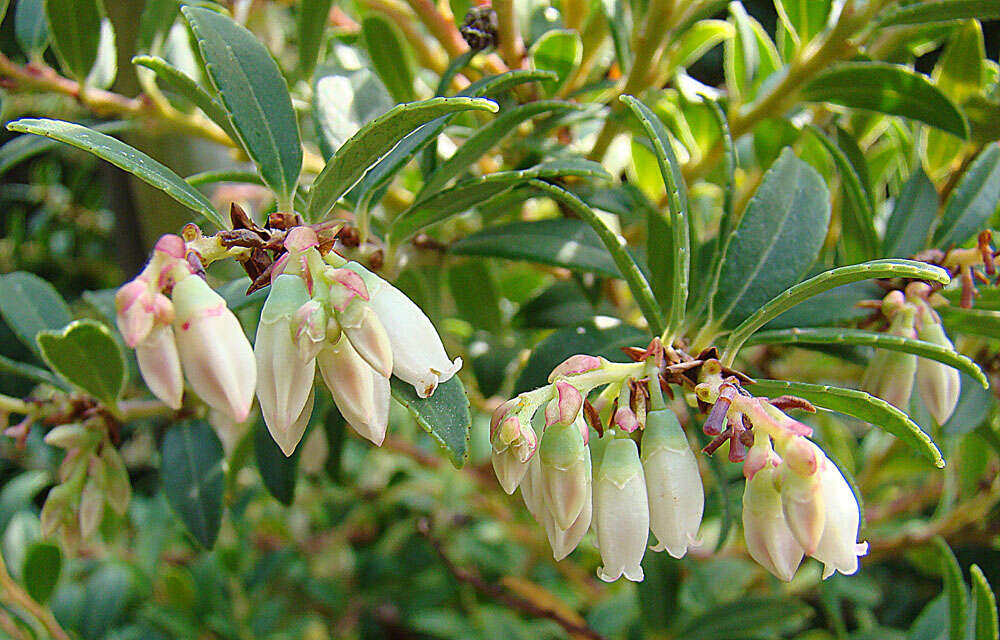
306;97;499;222
970;565;998;640
933;144;1000;248
801;63;969;139
15;0;49;60
183;6;302;206
749;379;944;468
883;168;938;258
723;259;950;365
6;119;226;228
132;55;238;141
746;327;987;387
362;15;416;104
299;0;335;77
390;376;471;468
44;0;102;81
806;126;879;263
876;0;1000;27
932;537;968;640
621;95;689;340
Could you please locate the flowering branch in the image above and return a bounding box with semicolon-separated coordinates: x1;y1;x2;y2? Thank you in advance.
416;518;609;640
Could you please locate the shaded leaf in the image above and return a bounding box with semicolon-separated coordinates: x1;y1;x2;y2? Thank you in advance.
0;271;72;357
390;376;471;468
933;144;1000;247
161;419;225;548
254;417;299;506
44;0;102;81
22;541;60;604
36;320;126;407
362;15;415;104
298;0;335;77
884;168;939;258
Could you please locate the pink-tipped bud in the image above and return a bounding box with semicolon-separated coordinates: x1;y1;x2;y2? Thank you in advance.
283;226;319;252
115;278;155;347
613;407;640;433
136;324;184;410
154;234;186;259
544;381;584;429
783;436;821;477
491;415;538;494
317;337;390;446
490;398;518;441
327;268;369;312
548;355;603;382
172;276;256;422
293;300;328;362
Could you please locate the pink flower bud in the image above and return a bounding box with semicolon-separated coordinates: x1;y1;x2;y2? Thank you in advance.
742;465;804;581
256;275;316;456
136;324;184;410
491;415;538;494
327;268;369;312
317;337;390;446
548;355;603;382
544;381;584;429
594;438;648;582
172;275;256;422
490;398;518;441
115;278;155;347
283;226;319;252
154;234;186;259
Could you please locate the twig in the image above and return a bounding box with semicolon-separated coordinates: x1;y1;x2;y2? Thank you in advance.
493;0;524;69
0;553;72;640
416;518;609;640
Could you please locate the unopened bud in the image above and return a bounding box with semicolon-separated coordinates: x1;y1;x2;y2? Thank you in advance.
293;300;327;362
539;418;590;529
780;458;825;556
101;446;131;516
317;337;390;446
916;321;961;425
136;324;184;410
491;415;538;494
44;424;99;450
742;465;804;581
594;438;648;582
41;483;74;538
642;409;703;558
548;355;604;382
339;301;393;378
863;303;917;409
544;381;583;430
79;471;105;538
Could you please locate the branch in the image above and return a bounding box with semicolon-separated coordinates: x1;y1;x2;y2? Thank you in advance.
416;518;609;640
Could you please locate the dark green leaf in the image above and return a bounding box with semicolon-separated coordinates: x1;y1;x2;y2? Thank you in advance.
161;419;225;548
307;97;499;221
515;280;596;328
0;271;72;357
941;306;1000;339
5;119;225;228
132;55;238;141
749;379;944;467
884;168;938;258
44;0;102;81
876;0;1000;26
183;6;302;204
529;29;581;94
451;218;618;277
390;376;471;468
78;563;133;640
710;148;831;329
448;261;503;334
970;565;998;640
0;353;65;387
933;144;1000;247
802;63;969;138
254;417;299;506
362;15;415;104
0;470;50;533
390;159;610;243
420;100;583;196
931;537;968;640
763;281;879;330
514;320;648;394
22;541;60;604
298;0;334;77
15;0;49;59
746;327;987;386
676;596;813;640
36;320;126;407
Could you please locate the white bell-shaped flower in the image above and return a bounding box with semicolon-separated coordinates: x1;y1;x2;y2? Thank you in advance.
317;335;390;445
135;324;184;410
810;458;869;578
594;437;648;582
539;417;591;529
172;275;256;422
642;408;703;558
742;463;805;582
255;274;316;456
779;437;825;555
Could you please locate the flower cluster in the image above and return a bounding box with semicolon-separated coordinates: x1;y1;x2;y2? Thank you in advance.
491;345;868;583
115;228;461;455
862;283;960;424
491;352;704;582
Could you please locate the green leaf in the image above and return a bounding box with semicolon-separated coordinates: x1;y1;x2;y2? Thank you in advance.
390;376;470;468
0;120;128;177
709;148;831;330
313;63;393;159
420;100;583;197
665;20;733;73
970;565;998;640
621;95;689;338
298;0;334;77
883;168;938;258
529;29;581;94
306;97;499;221
362;15;415;104
746;327;987;387
132;55;238;141
86;18;116;90
22;541;60;604
451;218;620;277
806;126;879;263
0;353;66;388
5;119;226;228
933;144;1000;247
78;563;133;639
161;419;225;548
183;6;302;205
931;537;968;640
254;417;299;506
389;159;610;244
36;319;126;407
514;320;648;394
44;0;103;81
801;63;969;138
748;379;944;467
460;69;559;98
940;306;1000;340
185;169;264;188
0;0;9;24
448;261;503;334
723;259;950;364
0;271;72;357
876;0;1000;26
0;470;50;533
775;0;831;49
15;0;49;59
675;596;813;640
